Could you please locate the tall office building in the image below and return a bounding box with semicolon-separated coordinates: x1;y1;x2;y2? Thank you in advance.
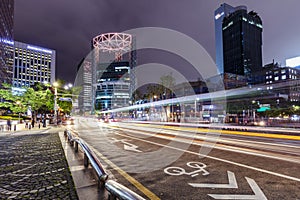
13;41;56;87
214;3;247;74
95;61;131;110
222;8;263;80
76;58;92;112
91;33;136;112
0;0;14;86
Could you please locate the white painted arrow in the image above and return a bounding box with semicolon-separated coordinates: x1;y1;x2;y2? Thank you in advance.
208;177;267;200
123;142;142;153
189;171;237;188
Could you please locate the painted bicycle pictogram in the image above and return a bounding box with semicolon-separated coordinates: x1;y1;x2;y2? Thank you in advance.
164;162;209;177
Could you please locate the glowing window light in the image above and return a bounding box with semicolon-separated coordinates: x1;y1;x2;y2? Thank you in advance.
215;12;224;20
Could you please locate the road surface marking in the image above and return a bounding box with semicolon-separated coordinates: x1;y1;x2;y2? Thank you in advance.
164;162;209;177
208;177;267;200
113;124;300;164
110;137;142;153
123;143;143;153
113;125;300;164
113;129;300;183
189;171;237;188
88;145;160;200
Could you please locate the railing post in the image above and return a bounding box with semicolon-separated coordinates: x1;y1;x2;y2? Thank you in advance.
75;142;78;152
64;130;67;137
98;179;105;188
84;153;88;167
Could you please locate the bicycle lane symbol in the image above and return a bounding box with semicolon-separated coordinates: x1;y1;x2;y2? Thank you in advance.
164;162;209;177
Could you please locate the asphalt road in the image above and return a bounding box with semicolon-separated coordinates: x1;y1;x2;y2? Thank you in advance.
70;117;300;200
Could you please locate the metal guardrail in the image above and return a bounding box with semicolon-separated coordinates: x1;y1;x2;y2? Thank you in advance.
64;129;146;200
105;180;146;200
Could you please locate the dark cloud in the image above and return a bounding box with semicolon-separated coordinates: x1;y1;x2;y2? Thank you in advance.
14;0;300;83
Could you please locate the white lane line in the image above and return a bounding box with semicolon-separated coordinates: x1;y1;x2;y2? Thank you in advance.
114;130;300;182
117;126;300;164
118;124;300;150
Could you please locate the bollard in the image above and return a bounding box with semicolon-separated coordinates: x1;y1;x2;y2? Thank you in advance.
29;124;31;130
64;130;67;137
14;125;16;131
84;153;89;167
75;142;78;153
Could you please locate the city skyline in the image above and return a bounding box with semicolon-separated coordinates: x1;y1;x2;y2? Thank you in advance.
14;0;300;83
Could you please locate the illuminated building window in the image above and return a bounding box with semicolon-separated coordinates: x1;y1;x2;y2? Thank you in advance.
282;75;286;80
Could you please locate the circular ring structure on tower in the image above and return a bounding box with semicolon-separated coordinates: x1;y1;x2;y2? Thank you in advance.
92;33;132;53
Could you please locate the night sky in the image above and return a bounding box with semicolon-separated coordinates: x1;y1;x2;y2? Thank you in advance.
14;0;300;83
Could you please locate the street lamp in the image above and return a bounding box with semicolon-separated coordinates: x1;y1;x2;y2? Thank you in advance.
64;83;73;90
195;98;199;118
53;82;59;125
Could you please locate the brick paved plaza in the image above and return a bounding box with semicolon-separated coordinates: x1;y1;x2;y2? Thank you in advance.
0;133;78;199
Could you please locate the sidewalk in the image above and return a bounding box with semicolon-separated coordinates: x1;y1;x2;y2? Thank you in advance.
0;122;49;134
59;132;109;200
0;131;78;199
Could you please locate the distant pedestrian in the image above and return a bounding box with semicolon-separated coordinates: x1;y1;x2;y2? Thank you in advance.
31;119;35;128
43;118;46;127
7;119;11;131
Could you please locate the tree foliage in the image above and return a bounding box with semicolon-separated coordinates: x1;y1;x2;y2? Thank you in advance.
0;81;81;116
0;83;54;115
145;73;176;100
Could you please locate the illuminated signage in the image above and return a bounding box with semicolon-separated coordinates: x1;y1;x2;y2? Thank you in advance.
215;12;224;20
286;56;300;68
27;45;52;54
257;106;270;112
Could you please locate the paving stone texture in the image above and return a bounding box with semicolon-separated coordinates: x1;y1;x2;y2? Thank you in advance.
0;133;78;199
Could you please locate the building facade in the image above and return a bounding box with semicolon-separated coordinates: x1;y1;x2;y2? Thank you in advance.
95;61;131;110
13;41;55;87
214;3;247;74
0;0;14;86
75;58;92;113
91;33;136;112
222;8;263;82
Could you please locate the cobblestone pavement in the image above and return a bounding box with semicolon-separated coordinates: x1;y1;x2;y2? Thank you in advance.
0;132;78;199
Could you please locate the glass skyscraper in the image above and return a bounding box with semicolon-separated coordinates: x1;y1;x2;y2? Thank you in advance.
214;3;247;74
0;0;14;86
222;9;263;80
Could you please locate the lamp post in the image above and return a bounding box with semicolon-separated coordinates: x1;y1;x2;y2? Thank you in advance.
53;82;59;125
194;98;199;118
64;83;73;115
